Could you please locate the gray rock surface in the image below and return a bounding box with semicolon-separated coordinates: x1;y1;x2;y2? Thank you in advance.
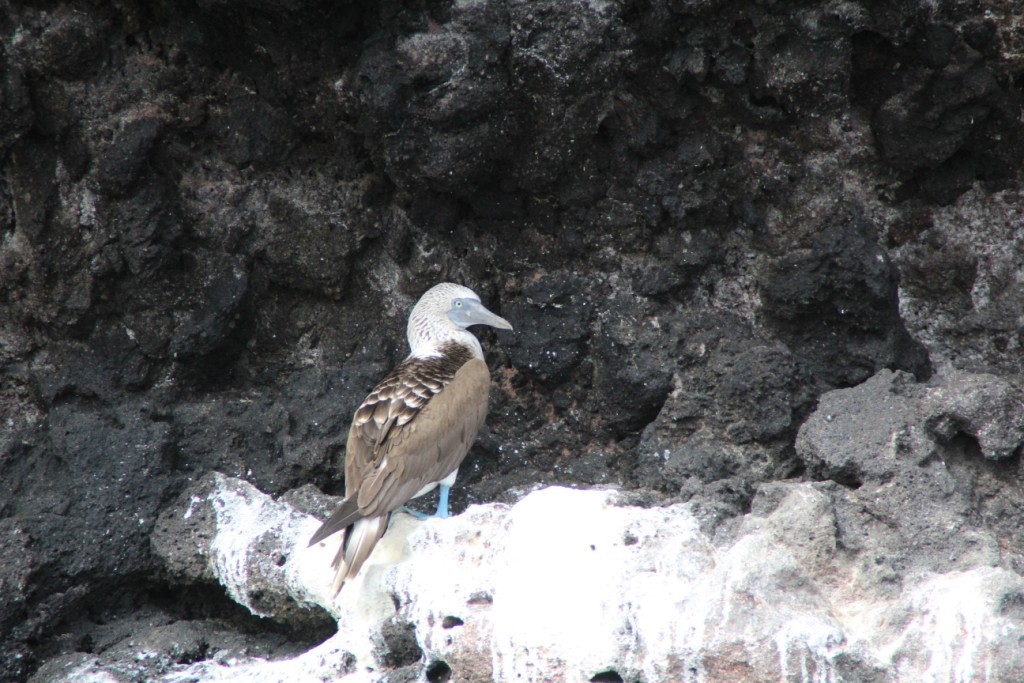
2;0;1024;680
799;369;1024;582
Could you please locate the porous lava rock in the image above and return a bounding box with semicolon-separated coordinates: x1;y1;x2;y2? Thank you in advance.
2;0;1024;680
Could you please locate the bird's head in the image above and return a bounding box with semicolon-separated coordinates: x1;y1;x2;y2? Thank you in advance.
407;283;512;358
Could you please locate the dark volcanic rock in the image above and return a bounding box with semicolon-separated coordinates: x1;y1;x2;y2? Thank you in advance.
853;22;1024;204
631;310;814;525
1;0;1024;679
757;203;931;387
502;271;592;385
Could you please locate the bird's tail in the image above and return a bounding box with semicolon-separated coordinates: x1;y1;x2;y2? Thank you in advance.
330;514;390;597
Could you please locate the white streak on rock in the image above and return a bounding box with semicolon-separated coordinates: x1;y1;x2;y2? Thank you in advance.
207;474;287;616
127;481;1024;682
881;568;1024;683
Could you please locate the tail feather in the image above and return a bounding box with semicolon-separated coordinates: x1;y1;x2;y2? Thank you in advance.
309;498;362;546
329;515;390;596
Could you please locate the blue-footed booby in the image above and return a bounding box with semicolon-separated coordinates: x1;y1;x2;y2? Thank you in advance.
309;282;512;596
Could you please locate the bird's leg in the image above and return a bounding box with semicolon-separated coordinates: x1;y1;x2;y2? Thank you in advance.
401;484;452;520
434;483;451;518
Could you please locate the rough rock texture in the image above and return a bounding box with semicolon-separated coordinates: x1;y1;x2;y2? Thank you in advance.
2;0;1024;680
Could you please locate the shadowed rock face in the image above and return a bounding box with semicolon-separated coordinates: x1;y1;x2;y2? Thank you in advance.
1;0;1023;680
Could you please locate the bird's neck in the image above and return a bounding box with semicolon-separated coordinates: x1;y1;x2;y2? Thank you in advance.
408;330;483;361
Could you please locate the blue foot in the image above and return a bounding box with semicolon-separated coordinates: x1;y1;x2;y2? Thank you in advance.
400;507;427;520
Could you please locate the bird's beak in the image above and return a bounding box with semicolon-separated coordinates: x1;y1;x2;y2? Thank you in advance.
450;299;513;331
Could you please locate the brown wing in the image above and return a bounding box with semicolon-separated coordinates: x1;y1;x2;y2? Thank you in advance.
343;361;447;496
308;356;451;547
349;358;490;518
308;345;486;548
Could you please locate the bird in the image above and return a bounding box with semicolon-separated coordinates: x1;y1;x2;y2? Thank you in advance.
309;282;512;596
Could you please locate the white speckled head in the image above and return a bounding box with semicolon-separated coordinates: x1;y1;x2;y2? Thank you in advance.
406;283;512;359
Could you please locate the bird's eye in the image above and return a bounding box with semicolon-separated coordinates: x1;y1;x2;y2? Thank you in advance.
455;301;463;307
